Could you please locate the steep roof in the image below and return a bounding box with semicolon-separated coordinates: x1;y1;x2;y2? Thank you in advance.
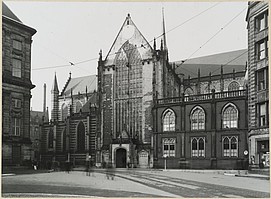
174;49;247;78
81;93;97;113
61;75;97;97
2;2;22;23
104;14;153;66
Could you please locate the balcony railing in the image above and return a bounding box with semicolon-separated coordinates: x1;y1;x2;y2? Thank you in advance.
156;89;246;105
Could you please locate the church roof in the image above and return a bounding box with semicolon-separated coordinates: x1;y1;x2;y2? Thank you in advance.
174;49;247;78
2;2;22;23
104;14;153;66
62;75;97;97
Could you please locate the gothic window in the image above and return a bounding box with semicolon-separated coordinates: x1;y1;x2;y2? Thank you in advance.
48;129;54;149
184;87;194;96
190;106;205;130
163;109;175;132
222;136;238;157
222;103;238;128
62;128;66;152
228;81;240;91
61;103;68;120
77;121;85;152
75;101;83;113
163;138;176;157
191;137;205;157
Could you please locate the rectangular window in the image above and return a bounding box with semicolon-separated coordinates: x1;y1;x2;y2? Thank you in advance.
12;118;21;136
12;59;22;78
257;70;266;91
163;138;176;157
13;40;22;51
256;12;268;32
259;103;266;127
12;98;21;108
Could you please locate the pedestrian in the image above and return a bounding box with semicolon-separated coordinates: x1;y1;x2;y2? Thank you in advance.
65;161;70;174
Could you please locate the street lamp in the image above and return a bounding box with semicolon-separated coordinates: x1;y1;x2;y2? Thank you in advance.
163;154;168;171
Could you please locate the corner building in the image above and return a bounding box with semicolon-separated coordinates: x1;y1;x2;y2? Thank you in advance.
246;1;269;169
2;2;36;166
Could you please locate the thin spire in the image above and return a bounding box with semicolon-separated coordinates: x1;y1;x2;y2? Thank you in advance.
52;72;59;93
162;7;167;50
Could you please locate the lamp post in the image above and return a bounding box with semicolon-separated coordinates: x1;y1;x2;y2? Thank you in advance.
163;154;168;171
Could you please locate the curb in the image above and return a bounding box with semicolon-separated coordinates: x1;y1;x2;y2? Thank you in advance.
2;173;15;177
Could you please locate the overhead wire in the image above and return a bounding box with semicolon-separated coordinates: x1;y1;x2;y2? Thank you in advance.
32;2;221;71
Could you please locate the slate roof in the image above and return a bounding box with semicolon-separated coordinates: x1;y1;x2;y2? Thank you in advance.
174;49;248;78
2;2;22;23
61;75;97;97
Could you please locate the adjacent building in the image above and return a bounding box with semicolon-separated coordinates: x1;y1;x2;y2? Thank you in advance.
2;2;37;166
153;50;249;169
246;1;269;169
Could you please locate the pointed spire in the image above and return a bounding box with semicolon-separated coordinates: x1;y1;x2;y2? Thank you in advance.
69;71;72;79
99;49;102;61
52;72;59;93
153;37;156;51
162;8;167;50
160;39;163;51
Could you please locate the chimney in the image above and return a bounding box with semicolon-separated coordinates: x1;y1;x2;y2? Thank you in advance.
43;83;46;114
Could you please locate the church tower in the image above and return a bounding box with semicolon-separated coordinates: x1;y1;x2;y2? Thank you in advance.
51;72;59;121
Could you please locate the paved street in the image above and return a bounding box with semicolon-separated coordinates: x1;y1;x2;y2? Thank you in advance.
2;169;270;198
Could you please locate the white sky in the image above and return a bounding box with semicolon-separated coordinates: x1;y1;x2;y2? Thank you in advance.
4;1;248;113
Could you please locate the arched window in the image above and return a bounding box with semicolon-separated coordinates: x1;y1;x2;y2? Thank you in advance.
61;103;68;120
162;138;176;157
75;101;83;113
77;121;85;152
222;103;238;128
228;81;240;91
62;128;66;152
163;109;175;131
222;136;238;157
191;137;205;157
184;87;194;96
191;106;205;130
48;129;54;149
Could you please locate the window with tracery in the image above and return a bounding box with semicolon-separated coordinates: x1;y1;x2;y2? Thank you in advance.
75;101;82;113
163;109;175;131
222;136;238;157
62;103;68;120
48;129;54;149
191;137;205;157
191;106;205;130
228;81;240;91
222;103;238;128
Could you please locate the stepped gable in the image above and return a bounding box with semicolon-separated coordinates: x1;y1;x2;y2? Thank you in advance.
2;2;22;23
104;13;153;66
61;75;97;97
174;49;248;78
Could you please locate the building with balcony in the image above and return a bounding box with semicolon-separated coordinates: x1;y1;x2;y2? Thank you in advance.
152;50;249;169
246;1;269;169
2;2;36;166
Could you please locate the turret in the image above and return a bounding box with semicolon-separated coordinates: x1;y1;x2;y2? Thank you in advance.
51;72;59;121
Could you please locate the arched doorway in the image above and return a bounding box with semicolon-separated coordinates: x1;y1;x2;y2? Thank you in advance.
116;148;127;168
77;121;85;152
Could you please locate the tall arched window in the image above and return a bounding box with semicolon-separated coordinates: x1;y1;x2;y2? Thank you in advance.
228;81;240;91
222;103;238;128
77;121;85;152
75;101;83;113
61;103;68;120
222;136;238;157
48;129;54;149
191;106;205;130
163;109;175;131
62;128;66;152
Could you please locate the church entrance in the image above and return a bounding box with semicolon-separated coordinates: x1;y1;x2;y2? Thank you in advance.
116;148;127;168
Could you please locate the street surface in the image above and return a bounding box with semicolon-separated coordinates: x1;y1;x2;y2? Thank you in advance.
2;169;270;198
